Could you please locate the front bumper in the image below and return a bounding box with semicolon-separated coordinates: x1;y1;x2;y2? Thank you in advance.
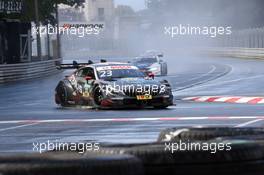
100;95;174;108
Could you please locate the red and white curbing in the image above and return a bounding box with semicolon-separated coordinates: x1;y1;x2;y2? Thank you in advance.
182;96;264;104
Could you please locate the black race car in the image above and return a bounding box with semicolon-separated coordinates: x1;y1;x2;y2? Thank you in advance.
55;61;173;109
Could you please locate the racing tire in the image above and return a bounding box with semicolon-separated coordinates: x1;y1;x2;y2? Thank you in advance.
157;127;264;142
0;152;143;175
84;139;264;175
56;82;70;107
92;85;104;107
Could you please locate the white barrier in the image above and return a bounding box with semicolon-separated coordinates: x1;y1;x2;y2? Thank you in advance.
0;59;62;83
206;47;264;59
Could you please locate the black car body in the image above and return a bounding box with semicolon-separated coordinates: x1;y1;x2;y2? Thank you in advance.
55;61;173;109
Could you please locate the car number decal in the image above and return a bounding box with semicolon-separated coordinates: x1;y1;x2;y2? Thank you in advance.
99;70;112;77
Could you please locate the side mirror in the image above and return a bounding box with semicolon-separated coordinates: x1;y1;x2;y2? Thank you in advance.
148;72;155;79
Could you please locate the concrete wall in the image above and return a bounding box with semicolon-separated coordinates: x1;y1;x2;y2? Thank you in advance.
206;47;264;59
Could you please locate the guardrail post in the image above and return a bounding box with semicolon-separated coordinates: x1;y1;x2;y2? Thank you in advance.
28;30;32;62
260;28;264;48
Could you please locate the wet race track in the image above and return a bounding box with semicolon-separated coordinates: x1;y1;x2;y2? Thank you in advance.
1;56;264;153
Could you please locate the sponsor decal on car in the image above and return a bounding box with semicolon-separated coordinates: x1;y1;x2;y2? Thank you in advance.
96;65;138;71
136;95;153;100
83;92;90;97
83;83;92;97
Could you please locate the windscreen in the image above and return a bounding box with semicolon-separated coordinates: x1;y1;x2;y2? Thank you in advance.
136;58;158;63
96;65;145;79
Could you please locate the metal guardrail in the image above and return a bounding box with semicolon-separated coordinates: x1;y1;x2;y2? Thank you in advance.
206;47;264;59
0;59;62;83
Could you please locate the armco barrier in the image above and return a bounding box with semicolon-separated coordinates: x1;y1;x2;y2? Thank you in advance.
0;59;62;83
206;47;264;59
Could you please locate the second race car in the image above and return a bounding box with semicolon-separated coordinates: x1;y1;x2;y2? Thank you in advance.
55;60;173;109
131;51;168;76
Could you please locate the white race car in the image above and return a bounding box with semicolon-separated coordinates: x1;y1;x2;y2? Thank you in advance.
132;51;168;76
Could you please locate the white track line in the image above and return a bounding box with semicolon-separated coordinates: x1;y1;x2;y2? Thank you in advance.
172;65;232;93
172;65;218;91
0;116;263;125
235;119;263;127
176;65;216;85
181;74;264;91
0;123;39;132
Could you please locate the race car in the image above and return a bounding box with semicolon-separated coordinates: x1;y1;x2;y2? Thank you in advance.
55;60;173;109
132;51;168;76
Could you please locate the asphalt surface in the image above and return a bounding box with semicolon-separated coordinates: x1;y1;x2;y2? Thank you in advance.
1;56;264;153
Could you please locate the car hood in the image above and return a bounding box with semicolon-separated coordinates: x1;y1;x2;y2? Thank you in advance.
102;77;162;86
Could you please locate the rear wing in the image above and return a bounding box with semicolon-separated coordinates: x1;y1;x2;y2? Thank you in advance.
56;60;107;70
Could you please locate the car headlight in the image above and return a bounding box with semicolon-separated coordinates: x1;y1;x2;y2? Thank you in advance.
149;67;159;71
149;64;160;72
